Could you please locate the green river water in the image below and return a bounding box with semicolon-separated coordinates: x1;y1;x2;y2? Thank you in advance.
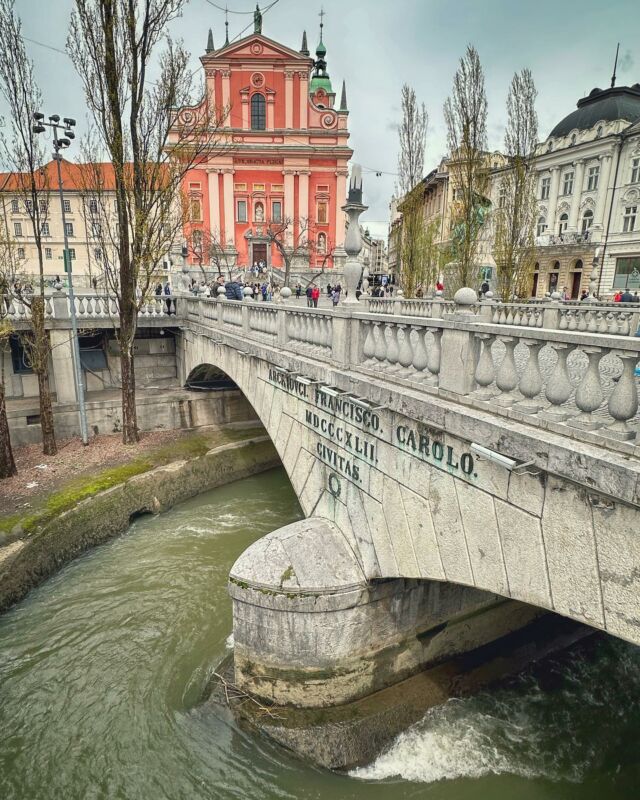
0;467;639;799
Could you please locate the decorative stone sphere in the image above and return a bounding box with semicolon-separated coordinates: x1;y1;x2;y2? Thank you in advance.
453;287;478;305
434;289;443;297
550;291;562;301
396;290;404;298
484;290;494;299
280;286;292;299
243;286;253;296
217;285;226;296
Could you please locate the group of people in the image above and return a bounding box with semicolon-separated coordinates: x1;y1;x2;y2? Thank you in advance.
613;289;640;303
293;283;343;307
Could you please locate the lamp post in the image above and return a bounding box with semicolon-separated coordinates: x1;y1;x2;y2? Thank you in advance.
32;112;89;445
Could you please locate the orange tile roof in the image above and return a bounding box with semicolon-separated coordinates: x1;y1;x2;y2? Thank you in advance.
0;159;119;192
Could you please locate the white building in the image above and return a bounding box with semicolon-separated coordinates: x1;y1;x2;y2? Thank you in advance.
531;81;640;298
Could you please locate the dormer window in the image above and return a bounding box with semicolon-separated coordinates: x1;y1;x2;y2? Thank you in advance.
547;141;553;153
570;133;577;146
596;125;603;138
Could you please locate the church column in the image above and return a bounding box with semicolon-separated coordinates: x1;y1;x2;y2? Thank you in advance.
207;168;221;242
568;159;585;232
546;166;561;234
267;92;275;131
298;70;308;129
335;169;348;244
285;71;294;129
593;152;614;234
298;170;310;226
283;168;295;246
222;168;235;245
221;69;231;126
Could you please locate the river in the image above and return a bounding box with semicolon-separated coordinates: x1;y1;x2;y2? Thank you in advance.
0;467;638;799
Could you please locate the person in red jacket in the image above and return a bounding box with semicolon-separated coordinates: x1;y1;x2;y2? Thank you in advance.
311;284;320;308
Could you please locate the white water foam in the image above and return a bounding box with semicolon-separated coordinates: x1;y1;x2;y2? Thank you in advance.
225;633;234;650
351;694;575;784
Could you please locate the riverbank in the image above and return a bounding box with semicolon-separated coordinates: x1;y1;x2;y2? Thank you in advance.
0;424;279;614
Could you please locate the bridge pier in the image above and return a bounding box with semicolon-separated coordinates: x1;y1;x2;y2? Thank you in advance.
229;516;545;710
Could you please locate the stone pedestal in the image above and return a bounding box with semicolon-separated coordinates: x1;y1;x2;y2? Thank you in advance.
49;328;78;404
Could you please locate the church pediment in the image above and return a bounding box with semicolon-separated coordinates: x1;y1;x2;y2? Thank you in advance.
208;34;311;63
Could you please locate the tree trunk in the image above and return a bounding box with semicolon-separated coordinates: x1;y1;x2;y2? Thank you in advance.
0;380;16;479
119;318;139;444
30;297;57;456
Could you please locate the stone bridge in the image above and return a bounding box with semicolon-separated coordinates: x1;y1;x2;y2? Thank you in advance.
10;289;639;712
176;291;640;711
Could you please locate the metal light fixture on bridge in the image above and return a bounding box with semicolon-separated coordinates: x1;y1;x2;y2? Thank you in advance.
470;443;535;473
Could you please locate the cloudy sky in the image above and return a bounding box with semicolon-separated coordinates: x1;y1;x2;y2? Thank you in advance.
7;0;638;238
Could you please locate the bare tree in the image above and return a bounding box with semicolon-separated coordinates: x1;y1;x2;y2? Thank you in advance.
68;0;224;444
444;45;489;292
0;0;58;455
493;69;539;301
0;227;22;478
184;226;231;282
266;216;316;286
397;84;428;197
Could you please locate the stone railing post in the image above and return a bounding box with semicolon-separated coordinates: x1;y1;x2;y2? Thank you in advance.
430;292;445;320
542;292;561;330
479;291;495;321
332;307;354;366
51;289;70;321
393;297;404;316
277;307;288;347
241;302;250;335
438;288;480;395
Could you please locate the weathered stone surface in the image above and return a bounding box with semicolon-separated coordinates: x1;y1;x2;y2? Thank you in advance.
428;471;473;585
507;470;546;517
541;478;604;627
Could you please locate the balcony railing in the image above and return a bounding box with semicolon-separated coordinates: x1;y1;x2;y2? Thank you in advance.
535;230;593;247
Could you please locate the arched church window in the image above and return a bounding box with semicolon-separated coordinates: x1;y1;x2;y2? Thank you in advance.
251;93;266;130
582;209;594;233
537;216;547;236
317;232;327;253
559;213;569;234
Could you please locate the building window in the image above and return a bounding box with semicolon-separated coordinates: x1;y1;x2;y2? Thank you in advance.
41;222;50;236
613;256;640;289
188;182;201;191
596;125;603;138
631;157;640;184
563;172;574;195
95;248;102;261
13;222;22;237
25;199;33;213
623;205;637;233
558;213;569;234
234;183;247;192
63;199;71;213
570;133;577;146
17;247;25;259
271;183;284;193
45;247;52;260
39;200;48;214
89;198;98;214
9;335;33;374
317;201;328;224
581;209;594;233
190;198;202;222
65;222;74;237
236;200;247;222
252;183;265;192
547;141;553;152
92;222;101;237
498;184;506;208
536;216;547;236
587;166;599;192
250;93;266;130
254;201;265;222
192;229;203;250
271;200;282;222
68;248;76;260
317;232;327;253
11;198;18;213
540;177;550;200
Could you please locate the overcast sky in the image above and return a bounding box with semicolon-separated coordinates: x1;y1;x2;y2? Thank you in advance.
7;0;639;238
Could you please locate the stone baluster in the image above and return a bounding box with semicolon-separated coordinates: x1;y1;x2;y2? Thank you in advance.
385;323;400;370
287;311;296;342
397;324;414;376
603;351;639;440
515;339;544;413
494;337;520;406
567;346;606;430
425;328;442;385
373;321;387;367
586;310;598;333
541;343;574;420
362;320;376;365
596;311;608;334
473;333;497;399
410;325;428;380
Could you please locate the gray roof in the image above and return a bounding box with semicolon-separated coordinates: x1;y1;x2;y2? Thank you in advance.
550;85;640;137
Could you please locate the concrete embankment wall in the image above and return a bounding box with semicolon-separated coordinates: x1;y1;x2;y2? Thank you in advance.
0;436;279;614
7;388;258;446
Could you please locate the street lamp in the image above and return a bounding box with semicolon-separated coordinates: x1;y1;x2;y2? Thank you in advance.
32;112;89;445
